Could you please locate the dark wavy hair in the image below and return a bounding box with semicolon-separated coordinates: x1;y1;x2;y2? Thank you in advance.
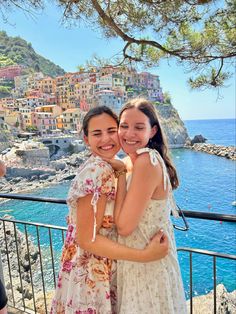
119;98;179;189
83;106;119;136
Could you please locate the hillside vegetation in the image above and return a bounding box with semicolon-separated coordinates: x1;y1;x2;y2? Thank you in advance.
0;31;65;77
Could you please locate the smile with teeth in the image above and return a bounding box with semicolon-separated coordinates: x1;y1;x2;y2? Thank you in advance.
100;145;114;150
124;140;138;145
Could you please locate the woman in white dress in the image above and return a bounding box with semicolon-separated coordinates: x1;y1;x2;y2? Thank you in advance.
107;98;187;314
50;106;169;314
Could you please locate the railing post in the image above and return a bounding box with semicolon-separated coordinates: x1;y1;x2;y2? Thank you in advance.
0;249;5;286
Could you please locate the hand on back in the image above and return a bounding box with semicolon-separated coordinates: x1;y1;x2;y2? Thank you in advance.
103;157;126;172
144;229;169;262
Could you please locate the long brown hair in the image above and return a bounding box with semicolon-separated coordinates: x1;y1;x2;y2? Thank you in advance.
119;98;179;189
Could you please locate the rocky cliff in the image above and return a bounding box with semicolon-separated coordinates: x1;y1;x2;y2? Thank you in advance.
186;284;236;314
156;103;190;147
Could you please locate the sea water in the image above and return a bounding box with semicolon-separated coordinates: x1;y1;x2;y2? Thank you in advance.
1;119;235;298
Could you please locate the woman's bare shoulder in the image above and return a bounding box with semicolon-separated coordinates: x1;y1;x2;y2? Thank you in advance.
121;156;133;171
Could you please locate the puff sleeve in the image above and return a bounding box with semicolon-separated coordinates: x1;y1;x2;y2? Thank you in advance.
67;157;115;241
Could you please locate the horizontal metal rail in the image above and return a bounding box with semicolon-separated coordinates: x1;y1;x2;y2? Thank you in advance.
178;247;236;260
0;193;67;204
0;216;67;231
0;193;235;222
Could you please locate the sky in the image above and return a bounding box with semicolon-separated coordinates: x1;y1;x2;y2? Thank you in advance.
0;1;235;121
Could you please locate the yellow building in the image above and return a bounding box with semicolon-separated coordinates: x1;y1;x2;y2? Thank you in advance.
19;107;33;130
35;105;62;117
3;109;21;128
56;115;64;130
38;77;56;94
62;108;83;131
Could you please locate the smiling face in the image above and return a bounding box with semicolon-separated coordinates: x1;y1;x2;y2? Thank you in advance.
84;112;120;159
118;107;157;156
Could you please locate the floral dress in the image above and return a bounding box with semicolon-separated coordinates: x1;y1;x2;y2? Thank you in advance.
50;155;117;314
117;148;187;314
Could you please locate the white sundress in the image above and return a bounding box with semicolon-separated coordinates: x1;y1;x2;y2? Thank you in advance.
117;148;187;314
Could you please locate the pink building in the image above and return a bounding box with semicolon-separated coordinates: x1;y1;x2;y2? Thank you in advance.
0;65;23;79
31;112;57;135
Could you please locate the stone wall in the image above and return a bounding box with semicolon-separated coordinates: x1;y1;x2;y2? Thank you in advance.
16;147;50;166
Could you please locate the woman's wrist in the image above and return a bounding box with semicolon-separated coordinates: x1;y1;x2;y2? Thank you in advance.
114;168;127;178
137;249;150;262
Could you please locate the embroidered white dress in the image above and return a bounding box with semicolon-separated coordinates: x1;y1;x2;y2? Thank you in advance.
117;148;187;314
50;155;117;314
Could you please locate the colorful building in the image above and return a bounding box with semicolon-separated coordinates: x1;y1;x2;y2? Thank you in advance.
38;77;56;95
35;105;62;117
0;65;23;79
62;108;83;131
31;112;57;135
19;107;33;130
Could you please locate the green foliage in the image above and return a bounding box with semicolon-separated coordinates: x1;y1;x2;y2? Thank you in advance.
0;31;65;77
58;0;235;89
0;85;11;97
188;68;231;89
0;54;16;67
163;91;172;105
1;1;235;88
26;125;38;132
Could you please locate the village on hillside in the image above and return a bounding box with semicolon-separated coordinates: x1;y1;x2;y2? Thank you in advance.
0;65;164;136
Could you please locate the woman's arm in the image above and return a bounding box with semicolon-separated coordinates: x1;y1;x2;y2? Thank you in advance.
115;153;163;236
114;171;127;223
100;157;127;224
76;194;168;262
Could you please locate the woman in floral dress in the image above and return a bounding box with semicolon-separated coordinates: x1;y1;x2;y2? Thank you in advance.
107;98;187;314
50;106;169;314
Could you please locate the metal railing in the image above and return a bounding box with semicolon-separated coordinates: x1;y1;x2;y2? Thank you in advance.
0;193;236;314
177;247;236;314
0;216;67;313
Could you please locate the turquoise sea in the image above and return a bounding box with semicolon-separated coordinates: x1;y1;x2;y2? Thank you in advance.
0;118;235;298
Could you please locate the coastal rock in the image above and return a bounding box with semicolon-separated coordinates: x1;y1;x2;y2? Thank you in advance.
28;175;38;181
50;160;67;171
39;174;50;180
186;143;236;160
9;177;22;184
191;134;207;145
16;147;50;166
6;167;56;179
0;127;14;152
187;284;236;314
67;155;86;167
59;174;76;181
0;151;86;194
156;103;190;147
0;215;41;308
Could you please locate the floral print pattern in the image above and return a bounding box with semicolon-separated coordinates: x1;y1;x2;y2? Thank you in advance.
50;155;117;314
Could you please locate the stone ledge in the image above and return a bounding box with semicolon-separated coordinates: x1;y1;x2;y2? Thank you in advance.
185;143;236;160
